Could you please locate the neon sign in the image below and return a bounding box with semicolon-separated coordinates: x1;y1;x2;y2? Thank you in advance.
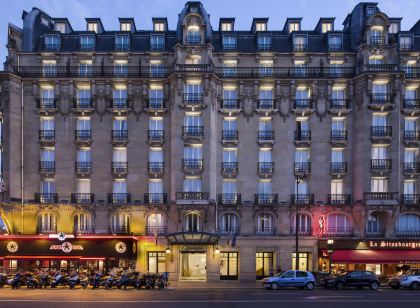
318;215;325;235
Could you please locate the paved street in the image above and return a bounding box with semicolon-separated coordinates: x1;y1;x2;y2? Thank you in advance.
1;286;420;308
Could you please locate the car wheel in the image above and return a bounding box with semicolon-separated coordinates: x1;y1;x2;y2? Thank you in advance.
336;282;345;290
370;282;379;290
410;281;420;290
271;283;279;290
306;282;315;290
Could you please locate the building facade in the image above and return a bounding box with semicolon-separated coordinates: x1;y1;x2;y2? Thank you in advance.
0;1;420;281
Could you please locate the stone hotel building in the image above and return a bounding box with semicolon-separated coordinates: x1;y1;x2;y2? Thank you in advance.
0;1;419;281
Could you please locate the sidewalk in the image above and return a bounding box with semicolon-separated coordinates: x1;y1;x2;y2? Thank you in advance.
170;281;263;289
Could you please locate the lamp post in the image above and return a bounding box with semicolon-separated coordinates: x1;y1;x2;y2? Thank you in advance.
295;173;307;271
327;239;334;274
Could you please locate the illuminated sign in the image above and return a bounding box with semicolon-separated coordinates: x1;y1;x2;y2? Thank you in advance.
369;241;420;249
50;242;84;253
318;215;325;235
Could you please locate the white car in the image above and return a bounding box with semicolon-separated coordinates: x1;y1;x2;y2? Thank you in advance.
263;270;315;290
389;269;420;290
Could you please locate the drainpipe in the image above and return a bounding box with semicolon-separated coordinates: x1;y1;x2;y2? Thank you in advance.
19;54;24;234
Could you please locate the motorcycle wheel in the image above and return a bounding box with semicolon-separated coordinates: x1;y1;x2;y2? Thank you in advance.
70;283;75;289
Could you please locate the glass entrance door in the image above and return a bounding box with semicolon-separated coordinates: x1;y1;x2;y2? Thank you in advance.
256;252;273;280
220;252;238;280
180;252;206;280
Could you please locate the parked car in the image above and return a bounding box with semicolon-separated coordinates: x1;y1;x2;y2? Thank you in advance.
263;270;315;290
320;270;380;290
388;269;420;290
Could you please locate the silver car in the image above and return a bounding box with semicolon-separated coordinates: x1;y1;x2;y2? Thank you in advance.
389;269;420;290
263;270;315;290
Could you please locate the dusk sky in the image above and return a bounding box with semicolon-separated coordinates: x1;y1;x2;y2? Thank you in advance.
0;0;419;64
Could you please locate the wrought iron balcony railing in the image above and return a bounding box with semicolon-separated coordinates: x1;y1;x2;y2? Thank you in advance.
39;161;55;173
75;162;92;174
330;130;347;142
182;159;204;172
254;193;278;205
144;193;167;204
176;192;209;200
39;130;55;141
330;99;349;109
294;162;311;174
108;193;131;204
295;130;311;141
148;130;164;142
71;193;94;204
291;194;314;205
221;162;238;174
371;126;392;138
371;159;392;171
330;162;347;174
218;193;241;205
75;130;92;141
364;192;399;201
401;194;420;205
35;193;58;204
327;194;352;205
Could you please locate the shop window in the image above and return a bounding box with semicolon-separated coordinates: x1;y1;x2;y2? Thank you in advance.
292;252;311;271
148;251;166;274
220;252;238;280
256;252;273;279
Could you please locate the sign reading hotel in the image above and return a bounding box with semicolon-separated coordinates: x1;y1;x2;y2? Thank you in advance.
368;241;420;249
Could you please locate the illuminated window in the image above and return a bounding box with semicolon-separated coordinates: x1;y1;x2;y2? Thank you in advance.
321;23;332;33
87;23;98;33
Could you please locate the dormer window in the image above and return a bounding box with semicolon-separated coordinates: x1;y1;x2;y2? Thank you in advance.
370;27;384;45
255;23;267;32
154;22;165;32
187;25;201;45
328;35;342;51
150;34;165;51
321;23;332;33
389;23;399;34
222;35;236;51
54;23;66;34
257;35;271;51
120;23;131;32
367;6;376;16
293;35;307;51
44;35;60;51
80;35;95;51
400;35;412;51
115;35;130;51
221;23;232;32
289;22;300;32
87;22;98;33
41;17;49;27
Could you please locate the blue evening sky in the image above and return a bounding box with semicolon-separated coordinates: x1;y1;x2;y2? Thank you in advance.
0;0;419;65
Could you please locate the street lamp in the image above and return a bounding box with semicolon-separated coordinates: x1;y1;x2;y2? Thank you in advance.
327;239;334;274
295;173;308;271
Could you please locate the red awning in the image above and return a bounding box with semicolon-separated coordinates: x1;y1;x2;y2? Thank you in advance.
332;250;420;264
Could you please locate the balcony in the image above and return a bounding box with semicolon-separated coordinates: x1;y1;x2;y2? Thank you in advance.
363;64;398;73
37;224;57;235
369;36;385;45
294;99;312;110
115;43;130;52
108;193;131;204
256;99;276;113
221;162;238;176
257;162;274;176
257;43;272;52
182;93;205;109
73;98;93;113
369;93;393;108
182;126;204;143
330;162;347;175
293;43;308;52
182;159;203;174
144;193;167;205
291;194;314;205
111;162;128;177
219;227;240;236
328;44;343;52
35;193;58;204
71;193;94;204
39;161;55;175
364;192;399;204
327;194;352;205
400;43;412;51
395;229;420;237
148;130;164;145
371;126;392;142
111;130;128;146
254;193;278;205
294;130;311;145
401;194;420;206
256;227;276;236
176;64;212;73
150;43;165;52
222;43;237;51
403;99;420;113
220;99;240;112
145;226;167;236
74;226;95;235
75;162;92;177
37;98;57;114
321;227;353;237
148;162;164;176
111;98;129;113
75;130;92;145
401;66;420;78
218;193;241;205
291;227;313;236
371;159;392;172
176;192;209;203
110;224;130;235
330;130;348;145
221;130;238;146
330;99;350;113
404;130;420;145
403;162;420;175
294;162;311;175
365;230;385;238
145;98;166;113
258;130;275;146
39;130;55;145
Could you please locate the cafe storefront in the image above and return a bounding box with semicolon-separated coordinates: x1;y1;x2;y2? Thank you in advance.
319;240;420;277
0;234;137;273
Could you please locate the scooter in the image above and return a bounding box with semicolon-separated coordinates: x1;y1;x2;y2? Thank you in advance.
144;274;156;289
10;272;25;289
136;273;146;289
0;273;7;288
25;273;40;289
68;273;80;289
90;272;103;289
80;275;89;289
39;272;51;288
50;272;67;288
104;273;118;290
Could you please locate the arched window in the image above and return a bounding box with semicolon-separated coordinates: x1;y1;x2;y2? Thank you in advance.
186;25;201;45
397;214;420;236
219;213;239;235
38;212;56;234
146;213;165;235
294;213;312;235
256;213;274;235
327;214;352;236
111;213;130;234
74;212;93;234
370;26;384;45
185;212;200;232
366;214;380;235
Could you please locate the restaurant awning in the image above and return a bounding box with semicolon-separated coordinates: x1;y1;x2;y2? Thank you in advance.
332;250;420;264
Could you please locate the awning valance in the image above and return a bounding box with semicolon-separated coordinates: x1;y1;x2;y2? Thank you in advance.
332;250;420;264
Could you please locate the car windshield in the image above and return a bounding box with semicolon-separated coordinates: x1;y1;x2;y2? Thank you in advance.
274;271;285;277
406;269;420;276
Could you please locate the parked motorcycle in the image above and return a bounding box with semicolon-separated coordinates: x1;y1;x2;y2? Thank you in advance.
68;272;80;289
144;274;156;289
50;271;68;288
0;273;8;288
25;273;40;289
104;272;119;290
39;272;51;288
117;271;139;290
9;271;26;289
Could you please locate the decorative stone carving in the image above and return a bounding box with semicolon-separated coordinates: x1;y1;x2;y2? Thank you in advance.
94;87;109;118
58;93;72;116
131;87;144;120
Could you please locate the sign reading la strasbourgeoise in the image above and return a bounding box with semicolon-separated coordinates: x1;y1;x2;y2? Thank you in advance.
368;240;420;249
